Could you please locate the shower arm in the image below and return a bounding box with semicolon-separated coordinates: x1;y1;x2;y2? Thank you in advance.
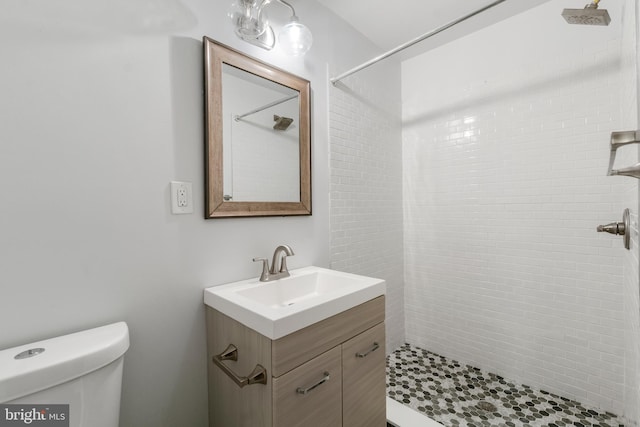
607;130;640;179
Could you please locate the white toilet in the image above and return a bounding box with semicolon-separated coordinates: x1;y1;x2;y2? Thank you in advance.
0;322;130;427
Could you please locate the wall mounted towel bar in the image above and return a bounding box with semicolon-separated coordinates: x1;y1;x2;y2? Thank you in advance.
212;344;268;388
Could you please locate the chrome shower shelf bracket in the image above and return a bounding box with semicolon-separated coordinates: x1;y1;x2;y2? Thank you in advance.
607;130;640;179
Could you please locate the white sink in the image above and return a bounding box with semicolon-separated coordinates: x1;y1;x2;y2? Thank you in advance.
203;266;386;339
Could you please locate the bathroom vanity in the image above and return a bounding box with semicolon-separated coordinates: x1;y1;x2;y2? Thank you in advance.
203;267;386;427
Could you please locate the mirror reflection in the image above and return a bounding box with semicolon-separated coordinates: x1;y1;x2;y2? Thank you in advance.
221;64;300;203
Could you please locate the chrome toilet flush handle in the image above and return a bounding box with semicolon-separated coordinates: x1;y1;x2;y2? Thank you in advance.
597;208;630;250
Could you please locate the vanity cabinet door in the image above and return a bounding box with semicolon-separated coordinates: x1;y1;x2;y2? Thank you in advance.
272;346;342;427
342;322;386;427
206;308;272;427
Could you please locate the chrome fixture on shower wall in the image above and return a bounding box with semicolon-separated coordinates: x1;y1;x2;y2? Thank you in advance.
607;130;640;179
597;208;630;250
228;0;312;55
562;0;611;26
273;115;293;130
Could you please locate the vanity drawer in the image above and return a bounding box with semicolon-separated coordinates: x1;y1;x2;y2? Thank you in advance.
272;346;342;427
342;322;386;427
272;296;385;377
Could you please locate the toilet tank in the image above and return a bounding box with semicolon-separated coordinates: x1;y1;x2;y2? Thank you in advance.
0;322;130;427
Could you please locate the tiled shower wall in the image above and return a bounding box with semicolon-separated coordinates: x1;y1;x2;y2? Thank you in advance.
622;0;640;421
328;63;405;353
402;0;639;420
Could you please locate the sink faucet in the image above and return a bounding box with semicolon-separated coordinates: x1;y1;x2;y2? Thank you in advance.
253;245;295;282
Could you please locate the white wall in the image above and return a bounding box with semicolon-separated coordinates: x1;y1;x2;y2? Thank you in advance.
223;72;300;202
402;0;639;419
0;1;383;426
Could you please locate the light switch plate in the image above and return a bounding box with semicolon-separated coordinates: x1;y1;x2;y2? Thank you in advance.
170;181;193;214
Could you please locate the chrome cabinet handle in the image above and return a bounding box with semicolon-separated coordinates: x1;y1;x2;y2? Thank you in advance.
296;372;330;395
356;342;380;358
212;344;268;388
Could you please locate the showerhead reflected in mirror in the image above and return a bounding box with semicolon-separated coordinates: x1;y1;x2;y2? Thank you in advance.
222;63;300;202
203;37;311;218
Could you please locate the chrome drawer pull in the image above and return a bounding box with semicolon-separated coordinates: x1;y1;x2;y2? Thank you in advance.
212;344;268;388
356;342;380;358
296;371;330;395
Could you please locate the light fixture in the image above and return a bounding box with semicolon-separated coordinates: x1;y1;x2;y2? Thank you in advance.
228;0;312;55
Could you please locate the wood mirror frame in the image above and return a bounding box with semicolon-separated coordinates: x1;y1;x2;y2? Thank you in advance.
203;37;311;218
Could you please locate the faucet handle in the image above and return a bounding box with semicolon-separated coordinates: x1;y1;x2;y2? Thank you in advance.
253;257;270;282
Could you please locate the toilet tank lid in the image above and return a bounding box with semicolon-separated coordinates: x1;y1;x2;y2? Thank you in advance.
0;322;130;403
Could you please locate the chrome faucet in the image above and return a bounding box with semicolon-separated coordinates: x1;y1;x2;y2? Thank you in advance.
253;245;295;282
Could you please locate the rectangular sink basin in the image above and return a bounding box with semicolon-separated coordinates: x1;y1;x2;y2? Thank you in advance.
204;266;385;339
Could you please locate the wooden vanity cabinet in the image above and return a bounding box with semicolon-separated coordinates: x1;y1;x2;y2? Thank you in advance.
273;346;342;427
342;322;386;427
206;296;386;427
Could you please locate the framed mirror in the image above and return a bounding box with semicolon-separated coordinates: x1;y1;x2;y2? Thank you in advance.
203;37;311;218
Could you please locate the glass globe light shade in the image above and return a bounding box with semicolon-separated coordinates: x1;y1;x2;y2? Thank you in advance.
237;15;268;37
228;1;267;37
278;17;312;56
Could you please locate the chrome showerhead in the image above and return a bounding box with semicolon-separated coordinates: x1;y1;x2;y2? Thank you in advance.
562;0;611;26
273;115;293;131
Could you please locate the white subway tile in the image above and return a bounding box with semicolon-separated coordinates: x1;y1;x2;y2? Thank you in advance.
401;0;638;418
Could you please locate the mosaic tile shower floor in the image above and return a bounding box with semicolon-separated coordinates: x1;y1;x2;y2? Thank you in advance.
386;344;629;427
